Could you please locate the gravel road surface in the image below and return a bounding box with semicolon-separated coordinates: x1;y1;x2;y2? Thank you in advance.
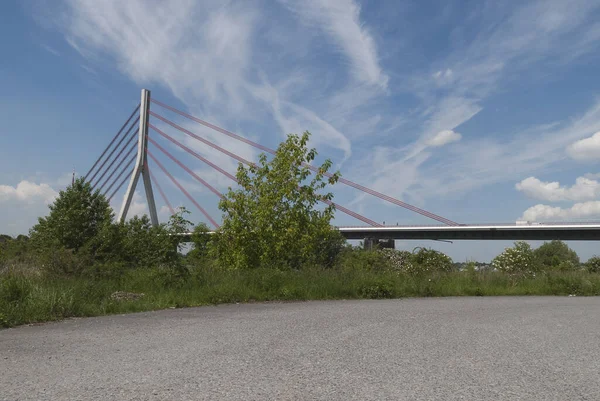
2;297;600;400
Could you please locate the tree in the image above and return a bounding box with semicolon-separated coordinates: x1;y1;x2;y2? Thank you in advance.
492;241;539;276
533;240;580;271
214;131;345;269
188;222;212;261
30;177;113;252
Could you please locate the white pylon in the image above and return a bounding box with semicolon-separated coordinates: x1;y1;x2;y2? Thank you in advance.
118;89;159;226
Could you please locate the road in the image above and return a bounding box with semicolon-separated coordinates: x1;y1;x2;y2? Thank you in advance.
2;297;599;400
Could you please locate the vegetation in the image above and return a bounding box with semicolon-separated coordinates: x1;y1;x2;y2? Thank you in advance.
1;132;600;328
213;131;345;270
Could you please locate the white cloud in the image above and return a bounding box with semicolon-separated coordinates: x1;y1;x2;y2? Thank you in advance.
521;201;600;221
567;131;600;161
0;181;59;236
426;130;462;147
279;0;388;89
0;181;57;205
516;176;600;202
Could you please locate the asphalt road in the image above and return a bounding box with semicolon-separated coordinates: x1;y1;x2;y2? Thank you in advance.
2;297;600;400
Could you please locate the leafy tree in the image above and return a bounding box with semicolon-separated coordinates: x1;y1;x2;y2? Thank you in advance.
533;240;580;271
214;131;345;269
188;222;212;261
30;177;113;252
409;247;454;275
585;256;600;273
492;241;539;276
0;234;31;264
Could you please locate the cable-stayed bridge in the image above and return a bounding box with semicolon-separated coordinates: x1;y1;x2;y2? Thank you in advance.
84;89;600;242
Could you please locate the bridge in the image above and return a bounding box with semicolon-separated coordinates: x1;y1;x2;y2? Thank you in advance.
85;89;600;242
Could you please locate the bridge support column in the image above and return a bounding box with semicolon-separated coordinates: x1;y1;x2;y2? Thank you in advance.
363;237;395;250
118;89;159;226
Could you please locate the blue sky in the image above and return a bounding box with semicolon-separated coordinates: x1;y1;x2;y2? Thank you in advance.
2;0;600;261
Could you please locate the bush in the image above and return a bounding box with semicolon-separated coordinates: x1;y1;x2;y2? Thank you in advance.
378;249;414;272
533;240;580;271
586;256;600;273
214;131;343;270
409;247;454;275
492;241;539;276
335;247;391;271
30;178;113;253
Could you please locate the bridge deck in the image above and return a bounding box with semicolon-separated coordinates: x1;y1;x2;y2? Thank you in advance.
336;223;600;241
180;222;600;241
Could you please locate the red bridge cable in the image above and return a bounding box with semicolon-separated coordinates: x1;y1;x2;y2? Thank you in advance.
107;167;133;202
97;142;137;193
148;167;175;216
85;104;139;180
104;156;136;199
149;114;252;166
147;150;220;229
149;123;238;182
149;118;380;227
148;137;223;199
150;99;458;226
89;119;138;186
95;137;137;192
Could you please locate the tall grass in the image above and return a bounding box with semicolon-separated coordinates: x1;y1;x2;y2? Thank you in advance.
2;265;600;328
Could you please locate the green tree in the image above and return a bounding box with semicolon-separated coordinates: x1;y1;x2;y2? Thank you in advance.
585;256;600;273
188;222;212;261
533;240;580;271
492;241;539;276
30;177;113;252
214;131;345;269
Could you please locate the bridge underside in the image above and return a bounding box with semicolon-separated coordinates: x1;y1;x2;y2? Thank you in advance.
337;225;600;241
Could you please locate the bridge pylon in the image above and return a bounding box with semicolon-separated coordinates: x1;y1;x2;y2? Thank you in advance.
118;89;159;226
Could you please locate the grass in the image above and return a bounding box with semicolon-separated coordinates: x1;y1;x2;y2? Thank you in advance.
2;265;600;328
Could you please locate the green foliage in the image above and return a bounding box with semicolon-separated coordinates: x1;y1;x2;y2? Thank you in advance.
0;234;31;264
585;256;600;273
409;247;454;275
187;222;212;261
492;241;539;276
336;247;391;271
214;131;343;269
360;278;395;299
30;177;113;252
533;240;580;271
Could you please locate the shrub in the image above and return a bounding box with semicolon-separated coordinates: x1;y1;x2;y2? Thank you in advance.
533;240;580;271
586;256;600;273
492;241;539;276
335;247;391;271
378;249;414;272
360;278;394;299
30;178;113;252
214;131;343;270
409;247;454;275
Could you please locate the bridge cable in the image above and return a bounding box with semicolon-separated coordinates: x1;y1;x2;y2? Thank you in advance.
97;141;138;194
147;150;219;229
148;137;223;199
95;136;138;192
104;155;136;200
85;104;140;181
89;118;138;186
148;121;381;227
148;167;175;216
150;99;458;226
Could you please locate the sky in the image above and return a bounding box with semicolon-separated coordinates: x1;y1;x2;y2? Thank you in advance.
2;0;600;262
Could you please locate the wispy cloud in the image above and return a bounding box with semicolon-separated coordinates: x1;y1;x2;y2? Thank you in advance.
279;0;388;90
40;43;60;56
567;131;600;161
